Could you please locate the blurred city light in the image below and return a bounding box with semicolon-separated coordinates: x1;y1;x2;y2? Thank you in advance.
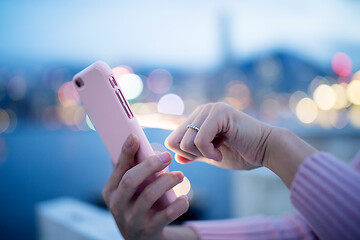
316;110;332;129
332;52;352;77
58;81;79;107
329;109;349;129
173;176;191;197
73;107;88;131
112;66;133;79
0;108;10;133
346;80;360;105
157;93;184;115
296;98;318;124
147;69;173;94
4;109;17;133
349;105;360;128
7;76;27;101
289;91;307;113
225;80;251;110
117;74;143;100
131;102;157;114
313;84;336;110
308;76;330;96
331;84;348;109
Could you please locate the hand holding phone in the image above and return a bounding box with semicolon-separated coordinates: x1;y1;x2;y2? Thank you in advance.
73;61;176;209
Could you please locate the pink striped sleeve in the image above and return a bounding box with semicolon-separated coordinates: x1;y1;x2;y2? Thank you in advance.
184;213;316;240
290;152;360;240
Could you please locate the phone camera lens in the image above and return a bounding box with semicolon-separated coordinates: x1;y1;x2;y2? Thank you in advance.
75;78;84;88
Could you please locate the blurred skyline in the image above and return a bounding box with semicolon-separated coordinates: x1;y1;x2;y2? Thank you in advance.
1;0;360;70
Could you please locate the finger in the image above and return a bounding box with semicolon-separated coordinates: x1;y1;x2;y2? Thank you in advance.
194;108;224;161
113;152;172;208
104;133;140;193
179;107;210;157
165;106;204;161
132;171;184;219
151;195;189;230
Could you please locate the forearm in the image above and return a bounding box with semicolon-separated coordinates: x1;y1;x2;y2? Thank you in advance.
263;127;317;188
184;213;316;240
163;226;198;240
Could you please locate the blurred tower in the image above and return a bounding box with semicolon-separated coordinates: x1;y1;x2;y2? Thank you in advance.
219;13;234;68
206;12;236;101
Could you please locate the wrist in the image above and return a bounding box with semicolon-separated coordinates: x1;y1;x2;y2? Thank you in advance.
263;127;317;188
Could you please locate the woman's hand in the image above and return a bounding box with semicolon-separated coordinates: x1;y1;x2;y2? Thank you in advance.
102;134;190;240
165;103;274;170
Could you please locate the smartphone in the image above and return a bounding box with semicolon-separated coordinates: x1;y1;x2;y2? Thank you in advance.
73;61;176;209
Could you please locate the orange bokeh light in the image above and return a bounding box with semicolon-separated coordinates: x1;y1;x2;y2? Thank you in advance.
58;82;79;107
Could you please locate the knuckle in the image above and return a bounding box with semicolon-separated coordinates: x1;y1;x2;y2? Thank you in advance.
101;188;109;203
143;224;156;236
108;201;118;213
121;172;135;189
124;211;135;225
170;174;180;184
194;135;205;149
146;157;159;170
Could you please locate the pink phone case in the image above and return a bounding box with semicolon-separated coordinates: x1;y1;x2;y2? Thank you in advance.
73;61;176;209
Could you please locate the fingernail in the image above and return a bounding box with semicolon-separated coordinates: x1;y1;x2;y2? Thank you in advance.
174;171;184;181
124;134;135;148
158;152;170;164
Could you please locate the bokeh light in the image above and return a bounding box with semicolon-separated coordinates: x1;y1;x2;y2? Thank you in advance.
353;70;360;81
5;109;17;133
296;98;318;124
331;84;348;109
0;109;10;133
7;76;27;101
329;109;348;129
131;102;158;114
117;74;143;100
57;105;80;126
147;69;173;94
313;84;336;110
158;94;184;115
173;176;191;197
225;80;251;110
349;105;360;128
58;81;79;107
86;114;96;131
332;52;352;77
289;91;307;113
112;66;133;79
346;80;360;105
308;76;329;96
316;110;332;129
73;107;88;131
